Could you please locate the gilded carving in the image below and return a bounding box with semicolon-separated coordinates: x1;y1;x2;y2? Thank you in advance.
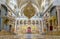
23;1;36;18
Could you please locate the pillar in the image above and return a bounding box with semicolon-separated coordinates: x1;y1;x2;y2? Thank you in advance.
0;18;1;31
0;4;1;31
56;6;60;30
42;20;44;33
14;19;17;34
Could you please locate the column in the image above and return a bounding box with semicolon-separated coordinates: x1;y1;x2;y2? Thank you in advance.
56;6;60;30
31;20;32;25
19;20;20;26
42;19;45;33
23;20;24;26
0;4;1;31
35;20;36;26
38;19;40;33
0;18;1;31
14;19;17;34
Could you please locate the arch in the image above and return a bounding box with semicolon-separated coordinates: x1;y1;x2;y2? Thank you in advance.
1;4;8;16
1;4;8;12
20;1;39;13
24;20;26;25
20;20;22;24
50;6;56;13
36;20;39;24
32;20;35;25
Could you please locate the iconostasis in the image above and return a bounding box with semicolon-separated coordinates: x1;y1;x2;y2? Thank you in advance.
18;25;39;34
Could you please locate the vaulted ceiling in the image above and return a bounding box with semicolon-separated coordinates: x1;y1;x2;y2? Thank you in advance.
17;0;43;10
6;0;43;12
6;0;44;17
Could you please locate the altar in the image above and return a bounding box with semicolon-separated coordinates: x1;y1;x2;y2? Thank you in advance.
16;25;40;34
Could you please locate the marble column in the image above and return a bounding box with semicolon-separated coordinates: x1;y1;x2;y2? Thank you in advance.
0;4;1;31
42;20;44;33
14;19;17;34
56;6;60;30
0;18;1;31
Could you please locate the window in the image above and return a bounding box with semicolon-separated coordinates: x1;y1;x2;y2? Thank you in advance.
32;20;35;25
50;6;56;16
1;4;8;16
20;20;23;24
36;20;38;24
28;20;31;24
24;20;26;25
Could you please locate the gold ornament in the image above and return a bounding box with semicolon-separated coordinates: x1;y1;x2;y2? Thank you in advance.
3;18;9;24
23;1;35;19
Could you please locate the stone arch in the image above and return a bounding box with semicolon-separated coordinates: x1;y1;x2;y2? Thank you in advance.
1;4;8;12
20;1;39;13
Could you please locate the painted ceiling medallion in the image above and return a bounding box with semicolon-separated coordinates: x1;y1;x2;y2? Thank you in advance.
23;1;36;19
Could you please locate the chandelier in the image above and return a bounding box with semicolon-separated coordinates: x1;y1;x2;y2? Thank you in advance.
23;1;36;19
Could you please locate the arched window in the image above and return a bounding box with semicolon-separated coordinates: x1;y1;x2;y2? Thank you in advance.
1;4;8;16
32;20;35;25
36;20;38;24
28;20;31;24
20;20;23;24
24;20;26;25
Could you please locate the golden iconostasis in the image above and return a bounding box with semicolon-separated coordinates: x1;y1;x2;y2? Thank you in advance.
17;25;40;34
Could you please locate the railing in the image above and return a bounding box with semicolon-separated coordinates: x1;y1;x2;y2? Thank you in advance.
0;34;60;39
